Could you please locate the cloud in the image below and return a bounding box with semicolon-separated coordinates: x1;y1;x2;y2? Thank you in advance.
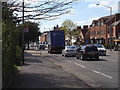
40;25;54;33
75;17;99;27
88;3;98;8
88;1;118;12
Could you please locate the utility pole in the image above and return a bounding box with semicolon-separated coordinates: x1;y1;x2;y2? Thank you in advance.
22;0;24;64
110;7;112;52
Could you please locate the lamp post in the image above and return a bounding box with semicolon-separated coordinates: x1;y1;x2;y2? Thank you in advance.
96;4;112;52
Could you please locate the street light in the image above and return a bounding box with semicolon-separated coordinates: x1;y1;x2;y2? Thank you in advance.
96;4;112;52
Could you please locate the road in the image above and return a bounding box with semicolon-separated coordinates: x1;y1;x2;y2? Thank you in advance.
38;49;118;88
10;49;118;88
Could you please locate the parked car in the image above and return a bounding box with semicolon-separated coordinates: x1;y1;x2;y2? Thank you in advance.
74;45;80;50
62;46;77;57
76;45;99;60
93;44;106;56
39;44;46;50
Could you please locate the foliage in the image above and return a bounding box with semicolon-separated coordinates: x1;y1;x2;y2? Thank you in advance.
61;19;76;45
2;2;22;88
24;22;40;43
62;19;76;31
104;44;115;49
17;21;41;49
59;26;69;35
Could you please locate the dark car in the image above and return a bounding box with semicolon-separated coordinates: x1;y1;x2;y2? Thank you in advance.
39;44;46;50
76;45;99;60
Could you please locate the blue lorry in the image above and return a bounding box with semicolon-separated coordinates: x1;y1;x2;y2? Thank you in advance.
47;30;65;54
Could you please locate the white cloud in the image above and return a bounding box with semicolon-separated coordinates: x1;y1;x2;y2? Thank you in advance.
75;17;99;27
88;3;98;8
88;1;118;12
40;25;54;33
88;1;118;11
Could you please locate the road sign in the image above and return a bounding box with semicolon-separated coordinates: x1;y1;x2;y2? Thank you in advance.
24;27;29;32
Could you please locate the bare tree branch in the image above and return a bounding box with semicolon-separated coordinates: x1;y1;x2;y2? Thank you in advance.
6;0;75;21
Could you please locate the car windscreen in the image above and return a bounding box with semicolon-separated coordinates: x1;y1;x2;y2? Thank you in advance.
81;46;86;50
86;46;98;52
95;44;103;48
67;46;76;50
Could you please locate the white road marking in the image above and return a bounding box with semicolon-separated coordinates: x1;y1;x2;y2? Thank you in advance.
32;54;40;55
75;63;86;68
67;60;72;62
92;70;112;79
110;60;118;63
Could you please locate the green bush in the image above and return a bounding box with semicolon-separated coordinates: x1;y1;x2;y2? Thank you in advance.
2;20;22;88
104;44;115;49
15;46;22;65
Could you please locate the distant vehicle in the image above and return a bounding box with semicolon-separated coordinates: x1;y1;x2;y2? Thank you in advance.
114;39;120;51
93;44;106;56
76;45;99;60
48;30;65;54
62;46;77;57
39;44;46;50
74;45;80;50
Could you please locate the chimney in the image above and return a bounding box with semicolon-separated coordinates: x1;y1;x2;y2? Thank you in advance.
83;25;88;30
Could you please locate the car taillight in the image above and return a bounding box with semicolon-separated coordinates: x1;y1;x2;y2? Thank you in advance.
66;50;69;52
83;50;85;53
52;50;55;52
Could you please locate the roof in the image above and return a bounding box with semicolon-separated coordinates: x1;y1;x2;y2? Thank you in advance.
112;20;120;26
91;13;120;25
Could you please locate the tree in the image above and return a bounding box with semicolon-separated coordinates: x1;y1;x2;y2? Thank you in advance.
6;0;76;21
2;2;22;87
24;22;41;49
62;19;76;45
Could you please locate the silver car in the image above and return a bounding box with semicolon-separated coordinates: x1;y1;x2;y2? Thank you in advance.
62;46;77;57
93;44;106;56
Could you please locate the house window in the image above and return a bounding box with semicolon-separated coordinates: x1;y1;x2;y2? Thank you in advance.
97;31;100;34
92;31;96;35
92;24;95;27
101;30;103;34
104;30;106;34
108;28;110;33
101;22;104;26
97;23;100;26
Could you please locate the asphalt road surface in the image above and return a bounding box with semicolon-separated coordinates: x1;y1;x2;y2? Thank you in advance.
10;49;118;88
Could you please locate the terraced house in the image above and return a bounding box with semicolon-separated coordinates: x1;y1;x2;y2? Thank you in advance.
89;13;120;46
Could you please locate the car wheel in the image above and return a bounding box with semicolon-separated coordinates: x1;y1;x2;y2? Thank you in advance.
104;54;106;56
65;55;67;57
62;54;64;56
81;55;85;60
50;50;52;54
76;56;79;59
95;56;99;60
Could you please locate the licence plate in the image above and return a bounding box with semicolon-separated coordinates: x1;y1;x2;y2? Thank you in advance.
90;53;95;55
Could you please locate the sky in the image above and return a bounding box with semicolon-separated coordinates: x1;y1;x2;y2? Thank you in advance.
40;0;119;33
10;0;120;33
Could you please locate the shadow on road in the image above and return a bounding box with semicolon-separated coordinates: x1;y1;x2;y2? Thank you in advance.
25;58;43;63
82;59;107;61
9;69;90;88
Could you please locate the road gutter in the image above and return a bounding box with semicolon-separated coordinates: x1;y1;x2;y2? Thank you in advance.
48;58;101;88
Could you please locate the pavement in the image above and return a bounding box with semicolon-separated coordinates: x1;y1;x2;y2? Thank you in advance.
9;50;90;88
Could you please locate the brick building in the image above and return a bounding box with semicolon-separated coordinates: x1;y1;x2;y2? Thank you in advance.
89;13;120;45
77;25;89;45
40;32;48;44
